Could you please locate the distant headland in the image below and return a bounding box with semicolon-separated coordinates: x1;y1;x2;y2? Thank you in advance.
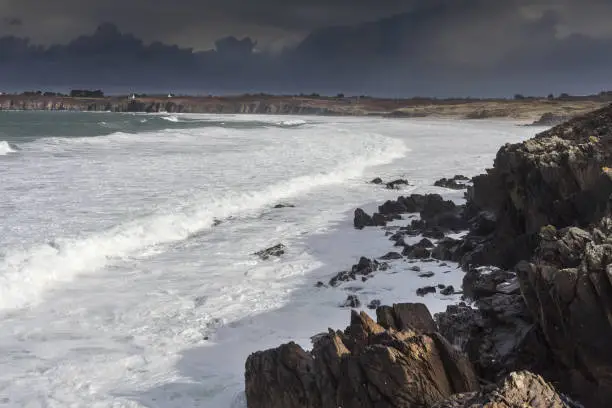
2;89;611;124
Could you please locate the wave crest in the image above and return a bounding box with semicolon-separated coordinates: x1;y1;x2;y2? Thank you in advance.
0;141;17;156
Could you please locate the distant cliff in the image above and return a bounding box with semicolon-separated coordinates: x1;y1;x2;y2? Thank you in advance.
0;94;606;120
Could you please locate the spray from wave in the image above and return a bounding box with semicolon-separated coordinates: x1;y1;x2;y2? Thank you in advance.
0;141;16;156
161;115;179;123
0;137;407;311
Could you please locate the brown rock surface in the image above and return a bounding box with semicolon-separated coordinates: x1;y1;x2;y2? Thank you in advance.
245;305;479;408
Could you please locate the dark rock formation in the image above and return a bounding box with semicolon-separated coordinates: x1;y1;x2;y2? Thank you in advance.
433;371;578;408
329;257;388;287
417;286;437;296
254;243;285;260
274;203;295;208
342;295;361;308
367;299;381;310
245;305;480;408
354;208;375;229
371;177;383;184
386;178;409;189
379;251;403;260
461;105;612;269
434;175;470;190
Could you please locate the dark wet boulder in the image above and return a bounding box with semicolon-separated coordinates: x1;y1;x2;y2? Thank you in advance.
417;286;437;296
254;243;286;260
370;177;383;184
432;237;462;261
379;251;403;260
371;212;388;226
419;271;435;278
353;208;374;229
342;295;361;308
434;175;470;190
274;203;295;209
440;286;455;296
329;257;388;287
421;194;457;221
403;245;432;259
367;299;381;310
378;199;408;215
386;178;409;189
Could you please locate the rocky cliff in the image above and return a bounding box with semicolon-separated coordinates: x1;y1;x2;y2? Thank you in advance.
243;104;612;408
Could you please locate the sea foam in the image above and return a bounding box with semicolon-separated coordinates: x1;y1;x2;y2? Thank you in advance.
0;141;16;155
0;136;407;311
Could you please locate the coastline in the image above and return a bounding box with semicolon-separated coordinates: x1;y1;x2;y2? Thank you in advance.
242;105;612;408
0;94;607;124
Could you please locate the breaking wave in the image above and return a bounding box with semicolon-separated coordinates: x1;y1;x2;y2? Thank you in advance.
0;141;17;155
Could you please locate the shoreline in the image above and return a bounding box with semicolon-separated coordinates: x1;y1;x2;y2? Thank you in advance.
244;105;612;408
0;94;608;124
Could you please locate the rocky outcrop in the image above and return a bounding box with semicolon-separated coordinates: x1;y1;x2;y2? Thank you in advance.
434;175;470;190
530;112;572;126
245;305;480;408
254;243;285;260
461;104;612;269
514;219;612;405
433;371;579;408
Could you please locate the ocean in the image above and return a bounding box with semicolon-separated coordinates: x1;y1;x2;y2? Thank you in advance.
0;111;545;407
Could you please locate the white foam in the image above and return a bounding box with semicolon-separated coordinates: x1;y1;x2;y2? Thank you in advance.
278;119;307;127
0;136;406;311
0;141;16;155
161;115;179;122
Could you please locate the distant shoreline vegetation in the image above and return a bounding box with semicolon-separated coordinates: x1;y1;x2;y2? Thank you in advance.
3;89;612;103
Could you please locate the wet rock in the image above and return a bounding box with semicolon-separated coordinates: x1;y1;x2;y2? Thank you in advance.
370;177;383;184
432;237;463;261
371;212;388;226
274;203;295;209
417;286;437;296
403;245;431;259
254;243;286;260
419;272;435;278
329;257;388;287
378;199;408;215
379;251;402;260
423;227;447;240
440;286;455;296
367;299;381;310
434;175;470;190
353;208;374;229
410;266;422;272
342;295;361;308
386;178;409;189
462;267;515;300
315;281;327;288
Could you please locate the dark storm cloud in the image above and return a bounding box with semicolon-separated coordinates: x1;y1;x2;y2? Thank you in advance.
2;17;22;27
0;0;611;96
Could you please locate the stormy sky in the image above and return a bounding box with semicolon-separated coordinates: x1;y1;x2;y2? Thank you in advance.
1;0;612;96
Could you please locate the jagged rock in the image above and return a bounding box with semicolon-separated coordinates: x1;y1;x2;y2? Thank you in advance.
386;178;409;189
403;245;431;259
434;175;470;190
245;306;480;408
379;199;408;215
372;213;388;226
441;286;455;296
379;251;403;260
463;267;516;300
354;208;374;229
419;272;435;278
367;299;381;310
254;243;285;260
371;177;383;184
514;219;612;405
410;266;421;272
329;257;388;287
417;286;437;296
342;295;361;308
432;237;463;261
432;371;578;408
463;105;612;269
